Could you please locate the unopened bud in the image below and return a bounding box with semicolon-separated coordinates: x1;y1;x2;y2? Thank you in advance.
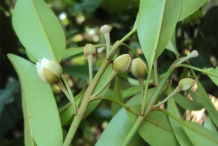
131;58;147;78
83;44;96;56
178;78;195;91
100;25;111;34
35;58;62;84
189;50;199;58
113;54;132;73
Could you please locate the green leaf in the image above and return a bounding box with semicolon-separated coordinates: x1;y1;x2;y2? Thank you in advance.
12;0;66;62
173;92;204;110
178;0;207;21
8;54;62;146
137;0;181;67
96;108;143;146
111;77;123;116
207;67;218;86
166;30;180;56
203;116;217;133
196;78;218;126
182;121;218;146
63;65;89;80
167;97;193;146
63;48;83;59
128;105;179;146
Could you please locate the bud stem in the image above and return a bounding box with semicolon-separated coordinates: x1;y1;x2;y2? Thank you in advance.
138;78;145;115
103;33;110;56
61;75;77;115
153;86;181;107
91;69;118;98
175;50;199;65
87;55;93;82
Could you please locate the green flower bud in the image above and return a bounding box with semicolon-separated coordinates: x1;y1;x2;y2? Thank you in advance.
113;54;132;73
35;58;62;84
131;58;147;78
178;78;195;91
83;44;96;56
100;25;111;34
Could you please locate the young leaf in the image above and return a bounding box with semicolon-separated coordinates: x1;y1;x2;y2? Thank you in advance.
173;92;204;110
167;98;193;145
206;67;218;86
203;116;217;133
195;78;218;126
12;0;66;62
178;0;207;21
8;54;63;146
137;0;181;67
111;77;123;116
96;107;143;146
182;121;218;146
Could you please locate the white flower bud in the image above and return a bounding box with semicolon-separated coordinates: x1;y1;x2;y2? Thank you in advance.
131;58;147;78
113;54;132;73
83;44;96;56
178;78;195;91
35;58;62;84
100;25;111;34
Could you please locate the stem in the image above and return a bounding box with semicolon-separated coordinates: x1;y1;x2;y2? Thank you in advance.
103;33;110;56
121;116;144;146
61;75;77;115
120;43;141;58
176;64;218;77
90;96;139;116
91;70;117;98
154;60;158;85
87;55;93;82
63;60;110;146
153;86;181;107
138;78;145;116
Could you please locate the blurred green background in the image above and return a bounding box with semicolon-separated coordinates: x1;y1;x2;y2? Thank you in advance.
0;0;217;145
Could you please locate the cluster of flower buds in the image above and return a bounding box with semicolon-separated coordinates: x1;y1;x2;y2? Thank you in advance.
35;58;62;84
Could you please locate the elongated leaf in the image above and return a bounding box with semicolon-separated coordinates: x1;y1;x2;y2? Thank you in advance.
8;54;62;146
96;94;143;146
173;92;204;110
196;78;218;126
12;0;65;62
203;116;217;133
167;98;193;145
182;121;218;146
178;0;207;21
63;48;83;59
128;105;179;146
137;0;181;67
207;67;218;86
111;77;123;116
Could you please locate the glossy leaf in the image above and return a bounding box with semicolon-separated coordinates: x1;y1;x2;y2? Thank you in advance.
111;77;123;116
182;121;218;146
128;105;179;146
173;92;204;110
196;78;218;126
207;67;218;86
8;54;62;146
96;94;143;146
137;0;181;67
178;0;207;21
12;0;66;62
63;48;83;59
203;116;217;133
167;98;193;145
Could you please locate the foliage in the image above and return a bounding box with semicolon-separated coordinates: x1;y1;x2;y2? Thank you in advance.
0;0;218;145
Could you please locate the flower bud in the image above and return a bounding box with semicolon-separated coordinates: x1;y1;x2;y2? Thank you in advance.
35;58;62;84
113;54;132;73
178;78;195;91
100;25;111;34
131;58;147;78
83;44;96;56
